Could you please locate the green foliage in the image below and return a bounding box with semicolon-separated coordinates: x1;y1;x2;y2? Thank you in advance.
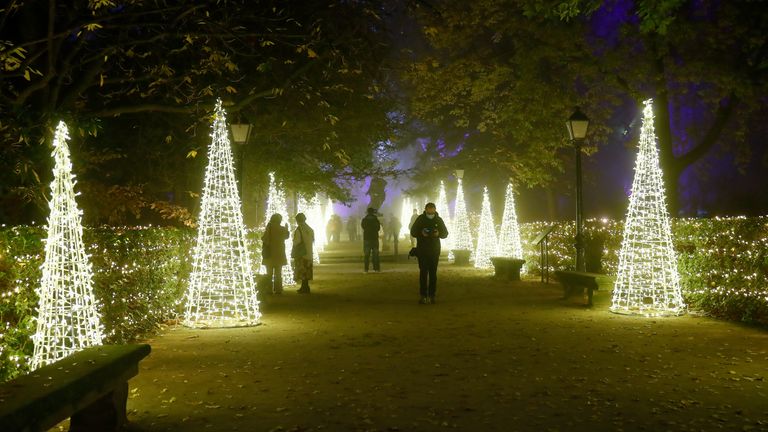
402;0;616;189
674;217;768;324
519;216;768;326
0;226;44;382
0;226;195;382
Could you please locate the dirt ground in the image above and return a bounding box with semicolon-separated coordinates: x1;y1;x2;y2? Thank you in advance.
122;259;768;432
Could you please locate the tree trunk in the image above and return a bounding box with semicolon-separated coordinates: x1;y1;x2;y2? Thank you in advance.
648;36;681;216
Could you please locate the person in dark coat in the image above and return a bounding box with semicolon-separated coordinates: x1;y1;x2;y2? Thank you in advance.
360;207;381;272
262;213;290;294
409;203;449;304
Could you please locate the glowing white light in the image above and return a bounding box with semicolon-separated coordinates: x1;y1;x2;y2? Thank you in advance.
184;100;260;328
399;196;412;239
298;194;323;263
324;197;334;244
498;182;524;261
611;99;685;316
31;121;104;369
264;172;295;283
474;186;497;269
452;178;474;258
312;195;327;253
435;181;455;260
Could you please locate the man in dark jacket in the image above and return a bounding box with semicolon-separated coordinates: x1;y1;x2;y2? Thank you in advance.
360;207;381;272
410;203;449;304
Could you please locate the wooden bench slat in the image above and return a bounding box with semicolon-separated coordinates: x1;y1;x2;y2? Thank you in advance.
0;344;151;432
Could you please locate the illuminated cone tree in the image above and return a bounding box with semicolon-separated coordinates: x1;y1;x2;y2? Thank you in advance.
399;196;412;239
452;178;474;259
32;121;104;369
184;100;260;328
265;172;295;283
435;181;455;260
474;187;497;269
498;182;524;260
610;99;685;316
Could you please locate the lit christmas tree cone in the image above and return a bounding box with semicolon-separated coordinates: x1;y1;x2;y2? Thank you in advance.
32;121;104;369
184;100;260;328
474;186;497;269
610;99;686;316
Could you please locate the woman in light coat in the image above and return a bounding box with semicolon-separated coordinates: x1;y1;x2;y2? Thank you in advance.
292;212;315;294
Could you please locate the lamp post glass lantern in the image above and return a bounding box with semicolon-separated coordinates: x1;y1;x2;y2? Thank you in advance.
230;123;252;199
566;108;589;272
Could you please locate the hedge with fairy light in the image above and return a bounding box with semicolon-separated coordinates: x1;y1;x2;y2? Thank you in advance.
0;226;196;381
519;217;768;324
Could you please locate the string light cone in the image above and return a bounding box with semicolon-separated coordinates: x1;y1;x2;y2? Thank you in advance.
498;182;524;261
435;181;455;260
400;197;412;239
31;121;104;369
184;100;260;328
452;178;474;259
610;99;685;316
264;172;295;283
474;186;497;269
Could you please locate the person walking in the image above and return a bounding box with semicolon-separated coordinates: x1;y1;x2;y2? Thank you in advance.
408;208;419;247
262;213;289;295
292;213;315;294
360;207;381;273
410;203;448;304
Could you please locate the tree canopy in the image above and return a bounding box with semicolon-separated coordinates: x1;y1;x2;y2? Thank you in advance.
0;0;397;224
401;0;768;213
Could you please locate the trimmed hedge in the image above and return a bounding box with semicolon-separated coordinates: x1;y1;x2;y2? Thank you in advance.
1;217;766;381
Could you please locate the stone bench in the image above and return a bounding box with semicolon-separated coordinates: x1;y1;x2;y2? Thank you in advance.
554;270;603;307
490;257;526;281
0;344;151;432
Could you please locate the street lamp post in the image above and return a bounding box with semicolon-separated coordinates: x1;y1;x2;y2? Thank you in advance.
566;108;590;272
230;122;253;200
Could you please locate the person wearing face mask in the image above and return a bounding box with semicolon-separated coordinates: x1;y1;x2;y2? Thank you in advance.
409;202;449;304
